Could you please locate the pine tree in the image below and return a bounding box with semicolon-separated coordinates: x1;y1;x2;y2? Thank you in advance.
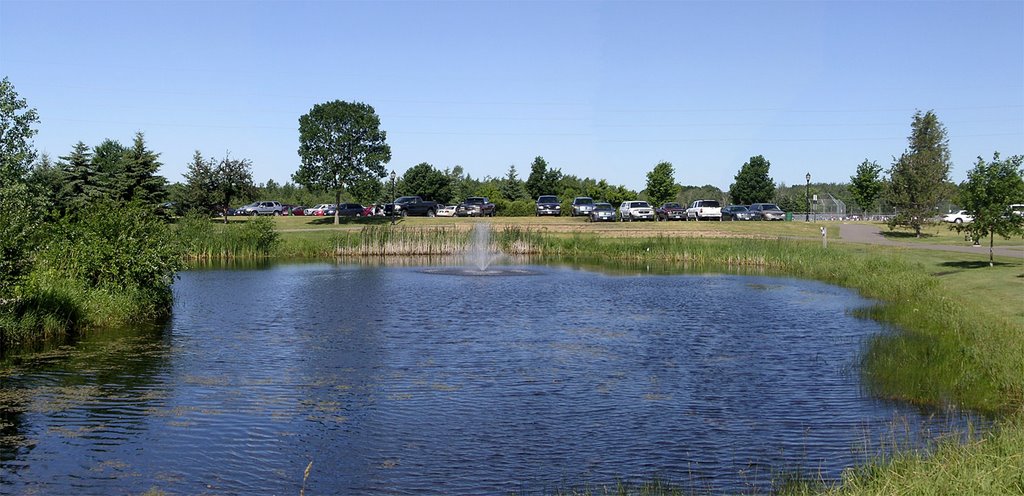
887;110;952;237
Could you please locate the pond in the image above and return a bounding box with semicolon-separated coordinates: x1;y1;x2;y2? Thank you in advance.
1;261;975;494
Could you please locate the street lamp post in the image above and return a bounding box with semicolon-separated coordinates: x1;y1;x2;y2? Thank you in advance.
805;172;811;222
390;170;397;226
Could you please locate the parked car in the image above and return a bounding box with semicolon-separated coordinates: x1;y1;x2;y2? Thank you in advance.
313;204;338;216
721;205;752;221
747;203;786;221
237;202;259;215
337;203;366;217
436;204;458;217
571;197;596;217
655;202;686;221
1011;204;1024;217
619;200;655;221
457;197;496;217
303;203;327;215
289;205;307;216
942;210;974;224
536;195;562;216
588;202;616;222
686;200;722;221
239;201;286;216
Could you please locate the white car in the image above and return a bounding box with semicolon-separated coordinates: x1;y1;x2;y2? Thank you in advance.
942;210;973;224
305;204;332;216
619;200;655;221
436;204;457;217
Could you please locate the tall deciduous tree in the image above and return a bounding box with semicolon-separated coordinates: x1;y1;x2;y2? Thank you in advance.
0;77;39;290
215;153;255;223
951;153;1024;266
402;162;453;203
886;110;952;237
728;155;775;205
0;77;39;186
850;159;883;215
645;161;677;207
294;100;391;224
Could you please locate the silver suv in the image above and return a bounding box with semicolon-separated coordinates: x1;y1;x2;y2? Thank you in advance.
240;201;286;216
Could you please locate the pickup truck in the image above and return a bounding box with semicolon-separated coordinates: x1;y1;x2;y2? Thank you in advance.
686;200;722;221
456;197;496;217
656;202;687;221
384;196;439;217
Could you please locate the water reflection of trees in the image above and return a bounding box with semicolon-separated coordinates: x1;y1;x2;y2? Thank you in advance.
0;322;171;485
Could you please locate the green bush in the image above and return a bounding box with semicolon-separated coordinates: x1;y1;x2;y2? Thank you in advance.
37;200;182;295
495;198;535;216
0;184;36;292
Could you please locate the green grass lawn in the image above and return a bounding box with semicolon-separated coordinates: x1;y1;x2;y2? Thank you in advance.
864;221;1024;247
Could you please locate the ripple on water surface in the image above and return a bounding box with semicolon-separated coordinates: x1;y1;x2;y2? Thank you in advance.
0;263;981;494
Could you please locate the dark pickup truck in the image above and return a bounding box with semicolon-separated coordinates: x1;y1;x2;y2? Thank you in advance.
456;197;496;217
384;196;439;217
656;202;687;221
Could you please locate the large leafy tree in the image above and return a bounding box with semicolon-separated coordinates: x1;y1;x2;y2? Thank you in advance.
887;110;952;237
850;159;883;215
728;155;775;205
214;153;255;223
0;77;39;186
951;153;1024;266
401;162;453;203
645;161;677;207
0;78;39;291
294;100;391;224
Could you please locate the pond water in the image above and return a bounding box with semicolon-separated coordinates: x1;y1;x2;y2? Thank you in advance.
1;262;974;494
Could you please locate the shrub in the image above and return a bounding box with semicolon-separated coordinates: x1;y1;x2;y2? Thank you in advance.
37;200;182;294
495;198;535;216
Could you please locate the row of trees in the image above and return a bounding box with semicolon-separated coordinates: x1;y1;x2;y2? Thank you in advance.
1;77;183;340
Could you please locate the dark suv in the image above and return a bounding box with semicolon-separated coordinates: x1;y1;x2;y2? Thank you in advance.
535;195;561;216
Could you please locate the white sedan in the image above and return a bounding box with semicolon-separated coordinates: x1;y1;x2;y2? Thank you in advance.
436;204;457;217
942;210;973;224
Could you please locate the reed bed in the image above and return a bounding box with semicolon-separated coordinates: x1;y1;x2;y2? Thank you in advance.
174;214;280;260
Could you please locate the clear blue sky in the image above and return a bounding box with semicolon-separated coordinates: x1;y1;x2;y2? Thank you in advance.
2;0;1021;192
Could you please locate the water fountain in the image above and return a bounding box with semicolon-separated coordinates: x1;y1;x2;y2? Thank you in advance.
421;223;535;276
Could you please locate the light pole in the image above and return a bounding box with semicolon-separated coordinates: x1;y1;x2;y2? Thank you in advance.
390;170;397;226
805;172;811;222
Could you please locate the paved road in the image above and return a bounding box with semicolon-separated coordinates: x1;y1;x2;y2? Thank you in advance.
837;223;1024;259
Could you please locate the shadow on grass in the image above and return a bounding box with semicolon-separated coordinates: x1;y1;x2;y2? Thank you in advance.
939;260;1016;269
880;231;939;240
